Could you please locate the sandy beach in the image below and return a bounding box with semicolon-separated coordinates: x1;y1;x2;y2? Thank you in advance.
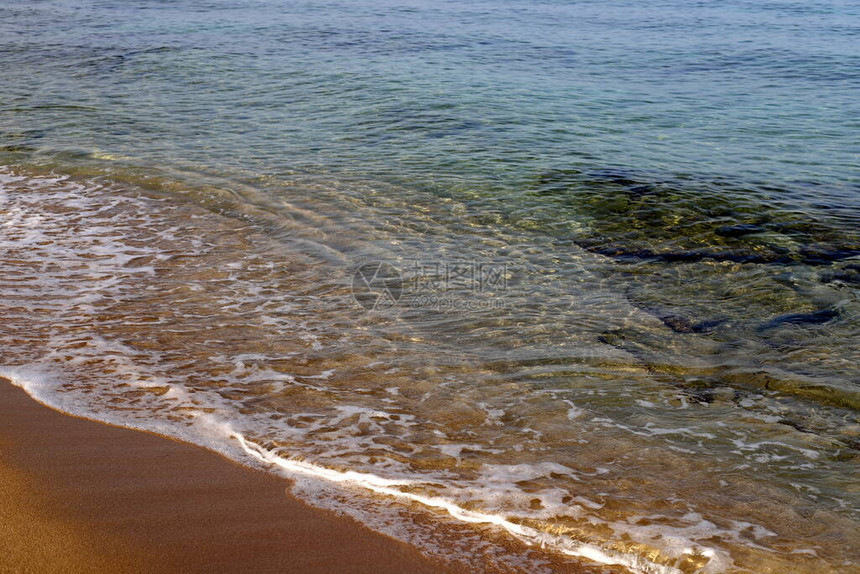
0;379;442;573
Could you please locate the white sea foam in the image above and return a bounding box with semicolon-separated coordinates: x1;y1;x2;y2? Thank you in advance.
2;168;852;573
6;364;713;574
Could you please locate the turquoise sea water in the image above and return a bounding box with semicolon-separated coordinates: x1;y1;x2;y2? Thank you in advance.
1;1;858;572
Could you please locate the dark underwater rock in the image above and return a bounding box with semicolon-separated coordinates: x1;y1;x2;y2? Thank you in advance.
526;168;860;266
757;307;841;332
669;378;722;404
819;264;860;286
0;144;38;153
659;314;695;333
714;224;767;238
777;418;817;435
653;313;727;334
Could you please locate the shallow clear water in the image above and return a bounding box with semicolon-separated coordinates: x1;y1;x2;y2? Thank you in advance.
0;1;858;572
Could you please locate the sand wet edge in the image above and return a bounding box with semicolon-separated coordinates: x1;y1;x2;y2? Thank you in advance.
0;378;444;573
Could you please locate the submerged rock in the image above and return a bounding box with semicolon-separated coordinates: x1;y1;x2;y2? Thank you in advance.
525;168;860;266
714;224;767;238
819;263;860;286
757;307;841;332
638;309;728;335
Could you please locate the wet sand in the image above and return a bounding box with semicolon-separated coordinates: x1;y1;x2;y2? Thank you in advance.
0;379;442;573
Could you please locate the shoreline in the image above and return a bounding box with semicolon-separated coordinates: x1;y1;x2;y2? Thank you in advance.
0;379;443;573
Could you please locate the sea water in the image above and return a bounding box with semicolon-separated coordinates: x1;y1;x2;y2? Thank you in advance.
1;0;858;572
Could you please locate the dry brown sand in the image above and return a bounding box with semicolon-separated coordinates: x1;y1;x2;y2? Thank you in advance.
0;379;443;573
